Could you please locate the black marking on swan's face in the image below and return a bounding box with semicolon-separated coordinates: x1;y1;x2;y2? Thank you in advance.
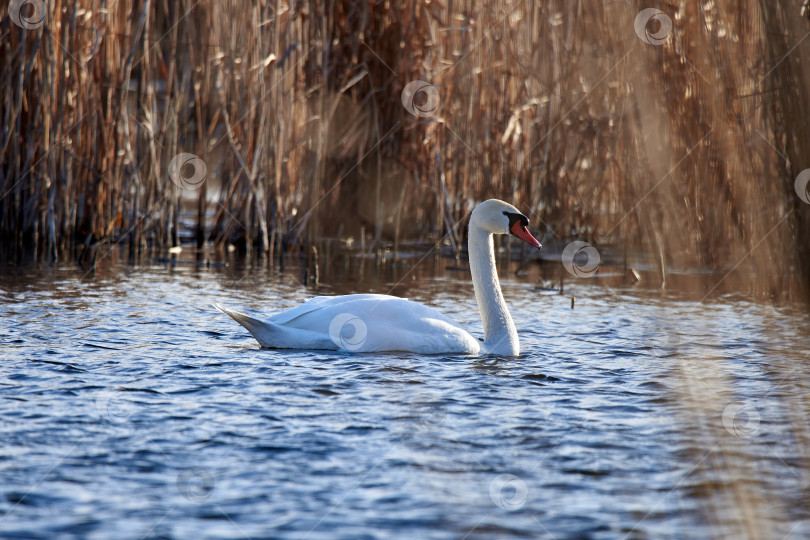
503;211;542;248
503;211;529;231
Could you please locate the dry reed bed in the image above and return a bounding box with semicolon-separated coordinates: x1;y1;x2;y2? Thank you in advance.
1;0;808;301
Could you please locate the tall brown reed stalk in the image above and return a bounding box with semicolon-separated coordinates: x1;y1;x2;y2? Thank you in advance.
0;0;808;300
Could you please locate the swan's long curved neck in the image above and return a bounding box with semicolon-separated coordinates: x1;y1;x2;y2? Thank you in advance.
468;226;519;355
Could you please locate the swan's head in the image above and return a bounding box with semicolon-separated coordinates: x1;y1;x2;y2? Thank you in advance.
470;199;542;248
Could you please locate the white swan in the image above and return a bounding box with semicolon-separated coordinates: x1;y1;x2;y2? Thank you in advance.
215;199;541;356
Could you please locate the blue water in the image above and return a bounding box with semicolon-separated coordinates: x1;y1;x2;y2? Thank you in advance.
2;252;809;539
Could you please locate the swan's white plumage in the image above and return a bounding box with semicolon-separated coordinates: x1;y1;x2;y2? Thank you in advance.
215;294;481;354
216;199;541;356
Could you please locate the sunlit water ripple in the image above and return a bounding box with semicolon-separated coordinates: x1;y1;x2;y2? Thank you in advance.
2;257;809;539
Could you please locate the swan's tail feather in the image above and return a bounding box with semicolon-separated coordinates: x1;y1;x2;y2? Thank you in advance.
214;303;278;347
213;303;337;350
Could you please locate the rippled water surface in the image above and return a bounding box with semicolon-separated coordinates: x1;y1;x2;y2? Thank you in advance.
2;250;809;539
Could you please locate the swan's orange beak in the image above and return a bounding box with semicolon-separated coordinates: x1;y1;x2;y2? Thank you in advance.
510;221;542;249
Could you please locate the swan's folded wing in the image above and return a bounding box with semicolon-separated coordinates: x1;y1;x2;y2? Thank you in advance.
267;296;333;325
268;294;403;325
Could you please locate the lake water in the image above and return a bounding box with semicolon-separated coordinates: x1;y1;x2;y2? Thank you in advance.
2;246;809;539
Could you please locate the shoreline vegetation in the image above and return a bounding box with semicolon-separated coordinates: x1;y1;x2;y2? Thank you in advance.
1;1;809;301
